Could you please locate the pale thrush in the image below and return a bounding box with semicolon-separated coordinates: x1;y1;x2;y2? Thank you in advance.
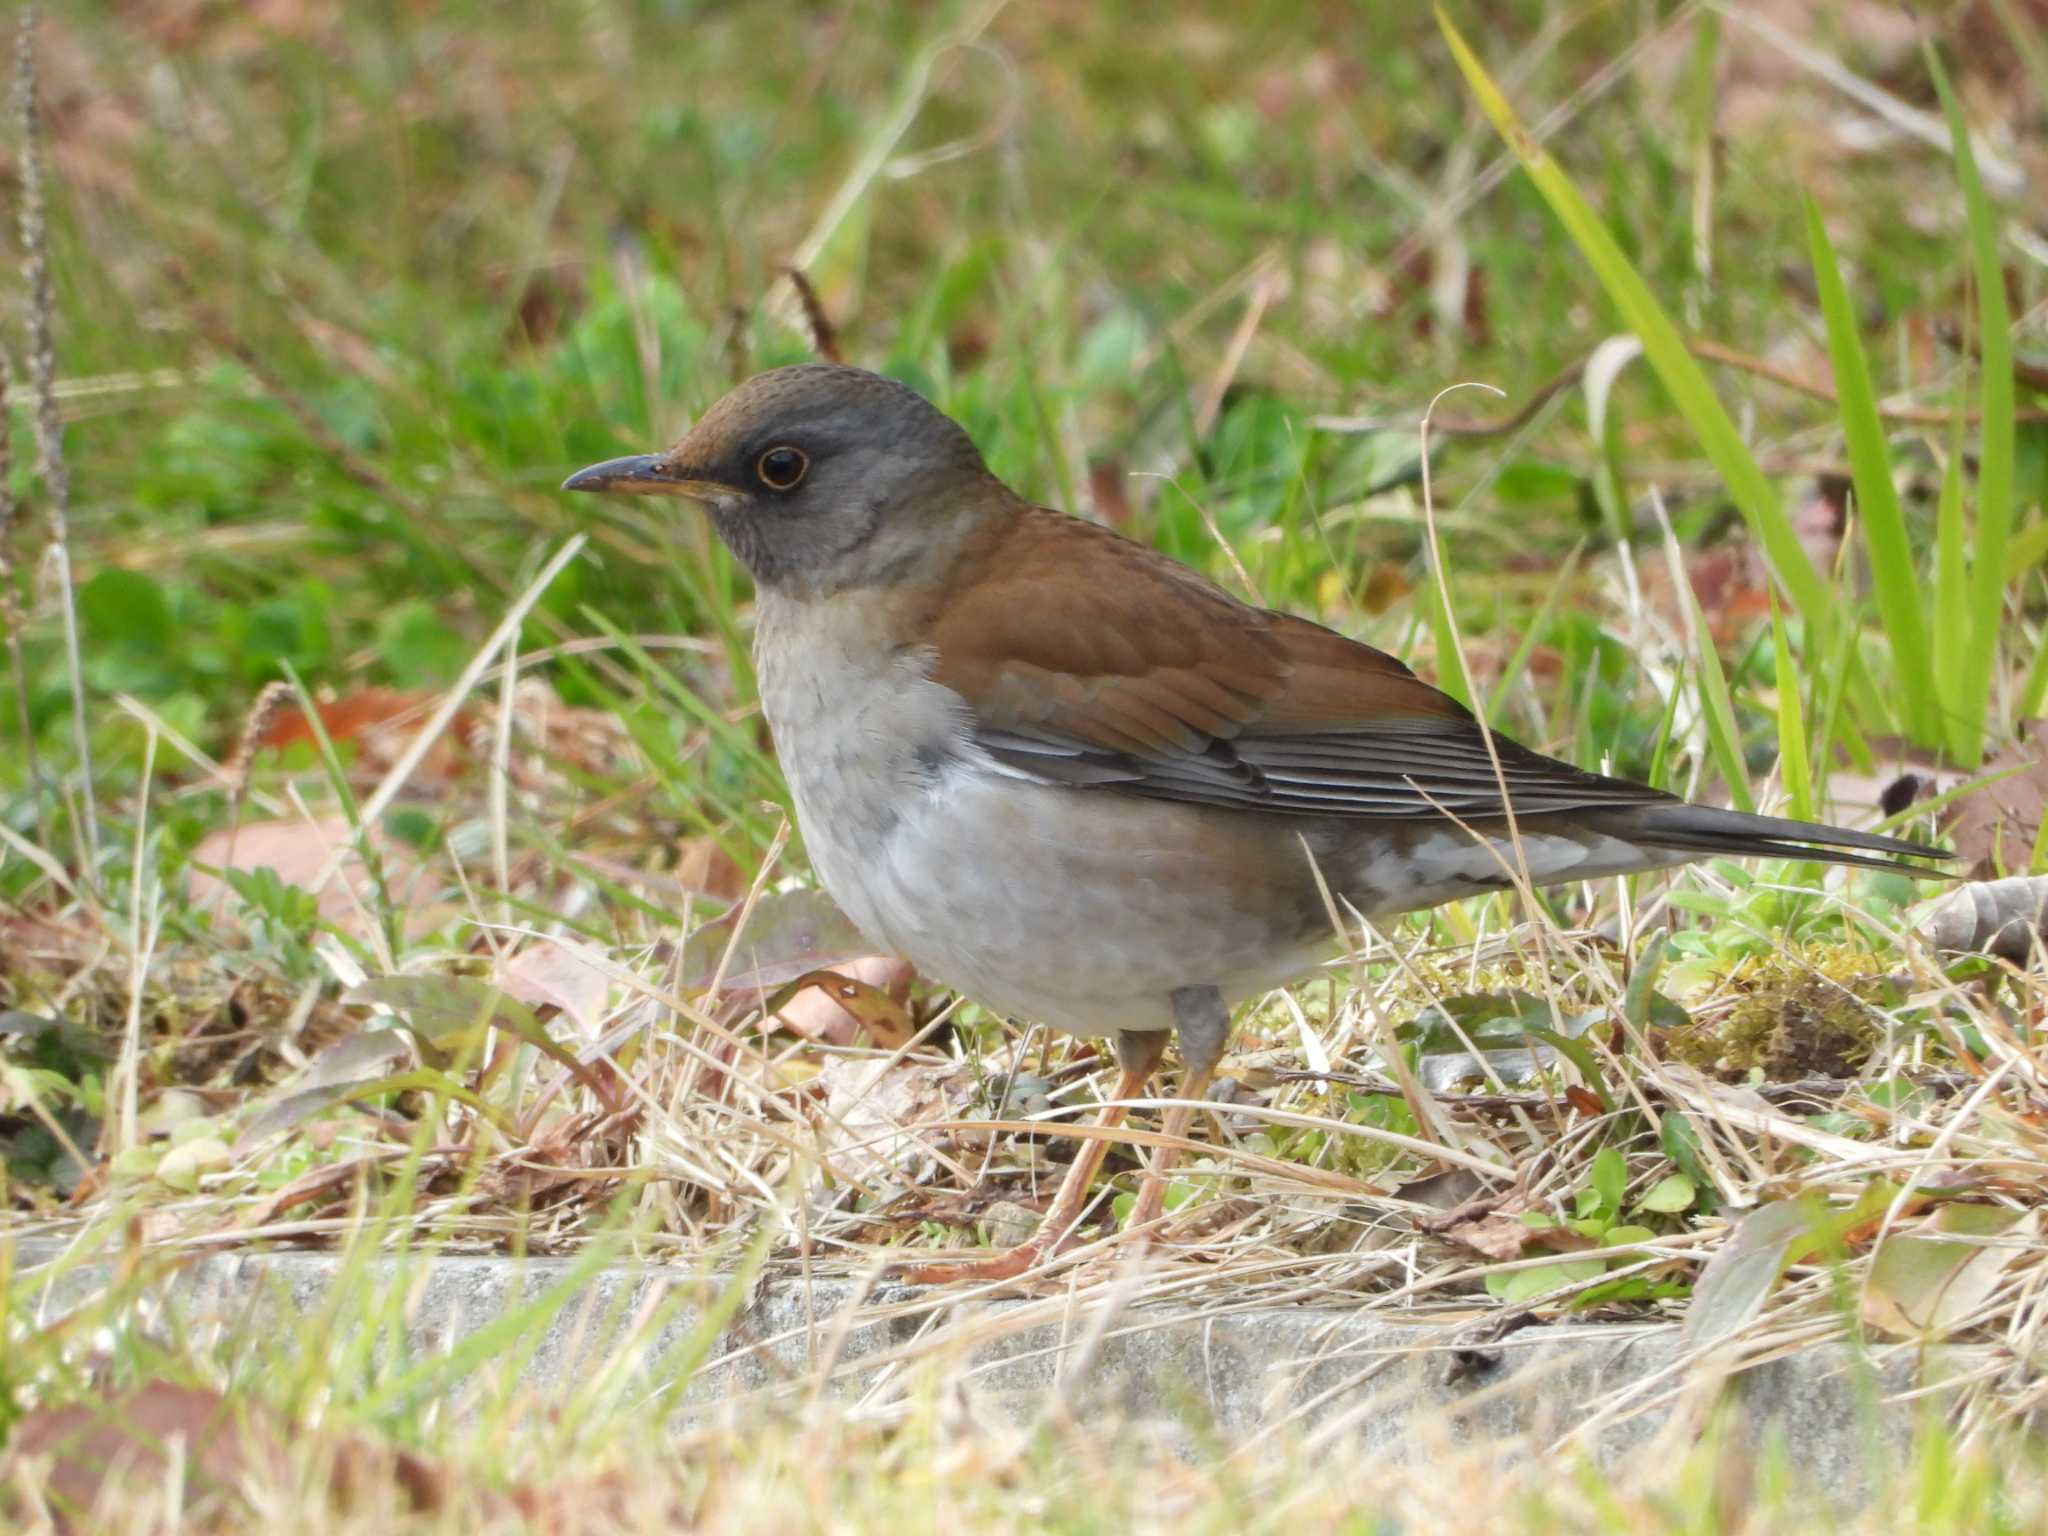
565;363;1940;1282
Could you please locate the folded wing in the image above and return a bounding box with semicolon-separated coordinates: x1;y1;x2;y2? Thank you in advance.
924;508;1676;821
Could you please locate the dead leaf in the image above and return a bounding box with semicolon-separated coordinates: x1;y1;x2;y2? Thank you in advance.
817;1056;972;1183
253;687;472;788
1945;722;2048;878
679;889;874;994
1912;875;2048;963
674;837;746;901
1444;1206;1540;1261
776;959;917;1047
185;816;431;938
1863;1206;2036;1338
497;937;612;1038
0;1378;634;1530
1;1382;285;1529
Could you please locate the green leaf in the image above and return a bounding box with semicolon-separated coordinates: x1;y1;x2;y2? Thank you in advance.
1590;1146;1627;1216
1932;424;1971;753
78;568;175;654
1637;1174;1697;1214
376;600;470;688
1487;1258;1609;1305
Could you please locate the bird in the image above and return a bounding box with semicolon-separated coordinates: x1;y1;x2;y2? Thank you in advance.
564;362;1942;1284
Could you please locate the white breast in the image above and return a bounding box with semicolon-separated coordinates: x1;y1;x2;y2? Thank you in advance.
751;592;1328;1037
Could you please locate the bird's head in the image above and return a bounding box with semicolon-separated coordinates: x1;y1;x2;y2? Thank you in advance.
562;364;1000;593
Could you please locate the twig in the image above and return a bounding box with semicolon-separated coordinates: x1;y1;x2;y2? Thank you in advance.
0;346;43;848
15;5;97;876
782;268;842;364
1313;336;2048;439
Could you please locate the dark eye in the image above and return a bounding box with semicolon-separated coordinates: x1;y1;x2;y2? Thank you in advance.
756;446;808;491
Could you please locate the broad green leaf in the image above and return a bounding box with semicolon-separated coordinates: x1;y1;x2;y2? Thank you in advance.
1590;1146;1627;1216
1487;1257;1609;1305
1637;1174;1697;1214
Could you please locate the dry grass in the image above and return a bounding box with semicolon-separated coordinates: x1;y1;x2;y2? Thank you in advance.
4;1;2047;1528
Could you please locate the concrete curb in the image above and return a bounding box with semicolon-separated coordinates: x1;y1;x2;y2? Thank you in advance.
19;1244;1953;1482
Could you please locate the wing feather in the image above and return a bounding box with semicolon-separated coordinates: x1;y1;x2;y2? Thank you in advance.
924;508;1676;822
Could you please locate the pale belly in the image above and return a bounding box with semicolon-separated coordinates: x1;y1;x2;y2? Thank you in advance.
800;766;1335;1036
751;591;1675;1037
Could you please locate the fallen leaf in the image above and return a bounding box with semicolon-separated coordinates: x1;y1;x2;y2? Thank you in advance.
1912;875;2048;963
679;889;875;994
1;1382;284;1529
1685;1181;1899;1348
497;937;613;1038
674;837;747;901
1444;1206;1540;1261
817;1057;973;1183
1863;1206;2035;1338
1945;721;2048;877
776;960;917;1047
0;1378;634;1531
252;687;469;787
185;816;430;937
349;974;618;1107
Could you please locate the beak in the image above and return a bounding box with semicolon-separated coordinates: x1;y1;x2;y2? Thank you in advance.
560;454;734;499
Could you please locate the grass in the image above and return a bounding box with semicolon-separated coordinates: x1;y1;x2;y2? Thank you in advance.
4;1;2047;1529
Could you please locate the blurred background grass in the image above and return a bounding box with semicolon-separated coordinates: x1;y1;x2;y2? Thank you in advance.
5;4;2048;1529
11;0;2041;891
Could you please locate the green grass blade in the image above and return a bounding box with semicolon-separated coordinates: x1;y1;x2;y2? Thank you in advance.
2022;611;2048;719
1769;595;1813;822
1436;8;1833;641
1422;563;1473;708
1933;424;1972;759
1803;196;1935;745
1683;580;1752;815
1931;48;2014;769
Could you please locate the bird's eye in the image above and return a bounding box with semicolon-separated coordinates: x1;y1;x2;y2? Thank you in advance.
756;446;808;491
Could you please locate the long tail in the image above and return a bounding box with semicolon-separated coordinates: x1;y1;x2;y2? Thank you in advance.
1592;803;1951;875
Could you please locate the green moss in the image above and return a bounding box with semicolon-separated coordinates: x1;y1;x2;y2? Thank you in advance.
1661;946;1896;1080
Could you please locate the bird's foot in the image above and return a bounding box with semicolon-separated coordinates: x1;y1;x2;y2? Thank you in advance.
889;1238;1053;1287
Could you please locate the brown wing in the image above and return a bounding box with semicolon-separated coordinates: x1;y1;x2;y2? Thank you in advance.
924;508;1675;819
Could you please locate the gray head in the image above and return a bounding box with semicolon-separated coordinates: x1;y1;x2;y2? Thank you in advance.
562;364;1000;591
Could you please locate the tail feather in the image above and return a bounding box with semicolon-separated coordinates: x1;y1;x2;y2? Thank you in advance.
1594;804;1952;876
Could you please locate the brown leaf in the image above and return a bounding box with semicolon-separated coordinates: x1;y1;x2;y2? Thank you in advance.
1444;1206;1540;1261
497;937;612;1039
0;1378;631;1530
675;837;746;901
778;960;917;1047
186;815;431;937
1945;721;2048;878
1912;875;2048;963
254;686;472;788
2;1382;282;1527
1563;1084;1605;1117
816;1057;974;1183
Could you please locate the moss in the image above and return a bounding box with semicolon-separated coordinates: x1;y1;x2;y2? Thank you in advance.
1661;946;1895;1081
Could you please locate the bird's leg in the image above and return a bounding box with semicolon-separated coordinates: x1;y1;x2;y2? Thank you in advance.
894;1028;1168;1285
1124;985;1230;1235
